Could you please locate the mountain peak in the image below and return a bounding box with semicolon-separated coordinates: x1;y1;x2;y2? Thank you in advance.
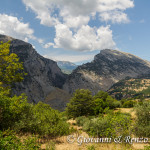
64;49;150;94
94;49;150;66
98;49;135;58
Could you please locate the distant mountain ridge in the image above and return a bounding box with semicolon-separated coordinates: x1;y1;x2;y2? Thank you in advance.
57;61;77;74
63;49;150;94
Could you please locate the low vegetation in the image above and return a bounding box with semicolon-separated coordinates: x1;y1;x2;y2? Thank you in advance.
76;112;131;138
134;101;150;137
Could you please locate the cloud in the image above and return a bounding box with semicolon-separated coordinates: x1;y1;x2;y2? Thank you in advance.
63;15;90;28
22;0;134;51
54;24;115;51
22;0;134;26
0;14;34;41
0;14;43;43
97;0;134;12
43;42;54;48
43;53;94;63
99;11;129;24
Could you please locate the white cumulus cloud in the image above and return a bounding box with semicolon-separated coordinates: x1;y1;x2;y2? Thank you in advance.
99;11;129;24
0;14;43;43
54;24;115;51
22;0;134;51
22;0;134;26
0;14;34;41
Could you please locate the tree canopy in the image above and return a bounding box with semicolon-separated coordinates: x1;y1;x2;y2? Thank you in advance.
0;41;25;86
66;89;121;118
66;89;94;118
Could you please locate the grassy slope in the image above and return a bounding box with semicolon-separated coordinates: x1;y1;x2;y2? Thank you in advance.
108;78;150;100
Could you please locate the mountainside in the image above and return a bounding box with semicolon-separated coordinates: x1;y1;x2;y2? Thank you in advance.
57;61;77;74
1;34;150;110
108;75;150;100
0;34;68;107
63;49;150;94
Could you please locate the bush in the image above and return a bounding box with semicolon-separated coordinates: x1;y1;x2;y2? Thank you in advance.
76;116;90;127
0;130;40;150
134;101;150;137
123;100;135;108
112;101;121;108
93;91;121;115
0;92;70;137
81;112;131;138
0;93;30;130
144;145;150;150
15;102;70;137
76;116;96;131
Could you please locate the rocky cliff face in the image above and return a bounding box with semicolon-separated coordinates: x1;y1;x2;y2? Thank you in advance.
63;49;150;94
0;34;67;104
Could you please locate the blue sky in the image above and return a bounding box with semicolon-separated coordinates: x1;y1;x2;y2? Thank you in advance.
0;0;150;65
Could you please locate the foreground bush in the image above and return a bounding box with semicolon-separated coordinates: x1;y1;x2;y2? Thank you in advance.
0;130;40;150
0;92;70;137
16;102;70;137
134;101;150;137
0;93;30;130
77;112;131;138
76;116;91;127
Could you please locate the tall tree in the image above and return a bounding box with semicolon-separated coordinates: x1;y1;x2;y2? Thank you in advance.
66;89;94;118
0;41;25;87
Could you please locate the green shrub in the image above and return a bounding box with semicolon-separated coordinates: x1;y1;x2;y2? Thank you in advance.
15;102;70;137
112;101;121;108
0;93;30;130
0;92;70;137
76;116;90;126
0;130;40;150
93;91;121;115
123;100;135;108
134;101;150;137
81;112;131;138
144;145;150;150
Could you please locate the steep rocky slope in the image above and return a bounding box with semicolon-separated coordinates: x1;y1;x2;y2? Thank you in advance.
0;34;68;105
63;49;150;94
